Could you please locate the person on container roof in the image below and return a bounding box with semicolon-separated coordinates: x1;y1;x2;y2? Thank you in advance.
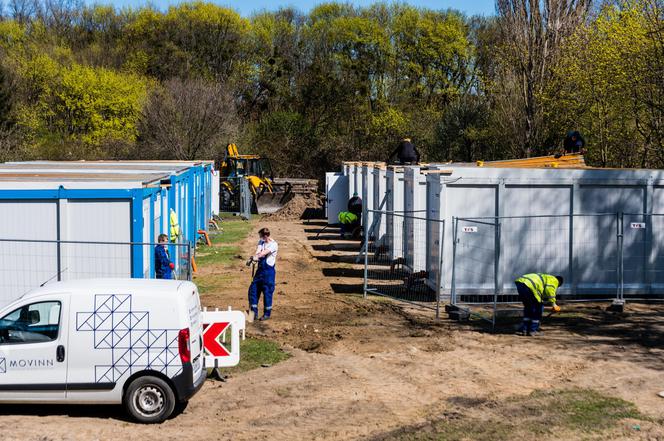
388;138;420;165
564;131;586;154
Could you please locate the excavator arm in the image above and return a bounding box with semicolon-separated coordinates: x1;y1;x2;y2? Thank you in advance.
219;143;317;214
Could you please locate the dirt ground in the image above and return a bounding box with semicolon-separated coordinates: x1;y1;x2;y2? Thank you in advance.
1;219;664;440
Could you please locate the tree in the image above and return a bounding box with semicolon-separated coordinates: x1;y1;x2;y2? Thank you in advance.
8;0;39;23
122;2;249;80
0;62;14;129
391;7;472;107
496;0;592;156
544;0;664;168
15;62;149;158
138;77;238;160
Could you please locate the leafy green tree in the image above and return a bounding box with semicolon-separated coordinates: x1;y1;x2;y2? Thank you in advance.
122;2;249;80
391;7;472;107
544;0;663;167
17;62;149;158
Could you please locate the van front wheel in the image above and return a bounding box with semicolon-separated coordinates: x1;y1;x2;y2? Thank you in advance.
124;376;176;423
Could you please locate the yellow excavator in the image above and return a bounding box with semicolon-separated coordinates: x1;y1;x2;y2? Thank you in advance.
219;144;317;214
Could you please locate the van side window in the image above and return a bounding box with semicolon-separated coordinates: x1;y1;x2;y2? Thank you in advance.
0;301;61;344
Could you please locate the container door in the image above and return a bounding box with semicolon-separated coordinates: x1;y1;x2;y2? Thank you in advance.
0;296;69;401
326;172;348;225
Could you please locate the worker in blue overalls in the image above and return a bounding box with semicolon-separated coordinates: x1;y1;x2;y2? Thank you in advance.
247;227;279;321
155;234;175;279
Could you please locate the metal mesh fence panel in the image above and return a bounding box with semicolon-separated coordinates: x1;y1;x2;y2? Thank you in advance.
240;178;252;220
622;213;646;293
0;239;60;302
0;239;191;306
364;210;443;314
572;214;620;298
451;214;626;326
621;213;664;298
500;214;620;301
220;177;241;213
360;210;664;326
220;177;251;219
499;215;569;303
450;217;498;324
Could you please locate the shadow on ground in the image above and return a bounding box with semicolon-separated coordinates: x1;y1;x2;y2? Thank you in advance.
0;404;130;422
453;303;664;369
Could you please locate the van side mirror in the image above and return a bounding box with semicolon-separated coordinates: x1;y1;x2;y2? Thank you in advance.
29;310;40;324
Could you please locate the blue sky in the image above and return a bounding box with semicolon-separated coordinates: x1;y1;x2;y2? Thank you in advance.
105;0;496;17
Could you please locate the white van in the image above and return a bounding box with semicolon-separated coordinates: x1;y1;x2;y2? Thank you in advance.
0;279;206;423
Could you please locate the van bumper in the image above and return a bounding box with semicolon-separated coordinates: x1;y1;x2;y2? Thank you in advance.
172;362;206;402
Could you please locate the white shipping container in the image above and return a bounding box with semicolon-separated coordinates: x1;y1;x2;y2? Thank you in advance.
371;165;387;240
403;167;427;273
425;166;664;296
386;167;405;260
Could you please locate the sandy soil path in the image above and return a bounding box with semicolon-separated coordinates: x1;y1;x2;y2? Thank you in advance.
1;219;663;440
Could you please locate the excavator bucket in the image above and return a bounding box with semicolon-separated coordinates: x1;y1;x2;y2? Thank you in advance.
253;183;295;214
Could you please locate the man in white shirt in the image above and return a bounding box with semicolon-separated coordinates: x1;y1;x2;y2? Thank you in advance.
247;227;278;321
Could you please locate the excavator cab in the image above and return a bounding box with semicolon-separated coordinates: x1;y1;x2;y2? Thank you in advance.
219;144;295;214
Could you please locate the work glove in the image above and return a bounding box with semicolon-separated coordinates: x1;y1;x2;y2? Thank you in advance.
552;304;561;313
169;263;175;270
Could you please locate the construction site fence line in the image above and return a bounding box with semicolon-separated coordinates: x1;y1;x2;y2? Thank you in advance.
0;238;192;246
455;213;624;221
0;239;193;304
362;210;445;319
365;209;431;221
451;211;664;328
361;210;664;326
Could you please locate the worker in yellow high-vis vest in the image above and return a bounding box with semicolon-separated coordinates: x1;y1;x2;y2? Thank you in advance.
515;273;563;336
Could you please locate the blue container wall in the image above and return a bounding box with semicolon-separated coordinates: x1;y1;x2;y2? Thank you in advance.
0;164;214;284
161;164;213;276
129;166;213;279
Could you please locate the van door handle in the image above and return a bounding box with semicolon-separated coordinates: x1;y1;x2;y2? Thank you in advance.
56;345;65;362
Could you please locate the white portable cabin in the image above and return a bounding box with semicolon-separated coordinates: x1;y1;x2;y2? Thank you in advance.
386;166;405;260
403;167;428;273
6;160;216;241
0;172;168;306
371;164;388;240
361;164;375;235
346;162;362;202
0;161;214;308
426;166;664;297
325;170;349;224
344;162;359;201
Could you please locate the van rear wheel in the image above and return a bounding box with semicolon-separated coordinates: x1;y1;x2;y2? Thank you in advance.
124;376;176;423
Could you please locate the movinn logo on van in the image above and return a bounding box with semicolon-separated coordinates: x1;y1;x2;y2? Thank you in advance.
0;357;54;373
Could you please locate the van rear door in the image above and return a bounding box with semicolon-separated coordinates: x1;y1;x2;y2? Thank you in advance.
182;284;203;380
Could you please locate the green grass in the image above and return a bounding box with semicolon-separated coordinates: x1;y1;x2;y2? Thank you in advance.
220;338;291;374
537;389;642;432
194;274;235;295
195;218;255;266
210;218;255;245
383;389;643;441
194;219;290;376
